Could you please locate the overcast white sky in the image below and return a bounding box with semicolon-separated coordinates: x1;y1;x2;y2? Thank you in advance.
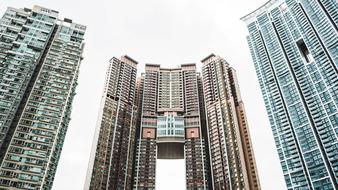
1;0;287;189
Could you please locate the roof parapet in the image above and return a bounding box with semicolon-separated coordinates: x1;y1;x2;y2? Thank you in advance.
145;63;160;71
122;55;138;64
240;0;283;23
181;63;196;71
201;53;220;64
32;5;59;18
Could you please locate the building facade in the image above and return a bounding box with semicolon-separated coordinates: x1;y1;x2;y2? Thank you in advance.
242;0;338;189
133;63;210;190
87;54;260;190
201;54;260;190
0;5;86;189
85;56;138;190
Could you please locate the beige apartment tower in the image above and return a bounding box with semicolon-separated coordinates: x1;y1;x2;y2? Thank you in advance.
86;54;260;190
202;54;260;190
133;63;210;189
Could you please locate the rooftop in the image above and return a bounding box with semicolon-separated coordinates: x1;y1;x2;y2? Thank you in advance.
240;0;282;23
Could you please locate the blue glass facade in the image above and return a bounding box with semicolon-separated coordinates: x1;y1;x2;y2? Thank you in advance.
242;0;338;189
0;6;85;189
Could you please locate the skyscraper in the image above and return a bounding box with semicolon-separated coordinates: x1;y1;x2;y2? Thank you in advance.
133;63;210;189
86;54;260;190
242;0;338;189
85;55;138;190
201;54;260;190
0;5;86;189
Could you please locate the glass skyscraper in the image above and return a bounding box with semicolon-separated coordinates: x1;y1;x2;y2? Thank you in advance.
242;0;338;189
0;5;86;189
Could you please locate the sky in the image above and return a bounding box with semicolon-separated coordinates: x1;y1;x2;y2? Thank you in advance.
1;0;286;189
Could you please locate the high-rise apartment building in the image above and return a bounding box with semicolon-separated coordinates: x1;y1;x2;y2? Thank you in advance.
86;54;260;190
85;56;138;190
201;54;260;190
242;0;338;189
133;63;210;189
0;5;86;189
